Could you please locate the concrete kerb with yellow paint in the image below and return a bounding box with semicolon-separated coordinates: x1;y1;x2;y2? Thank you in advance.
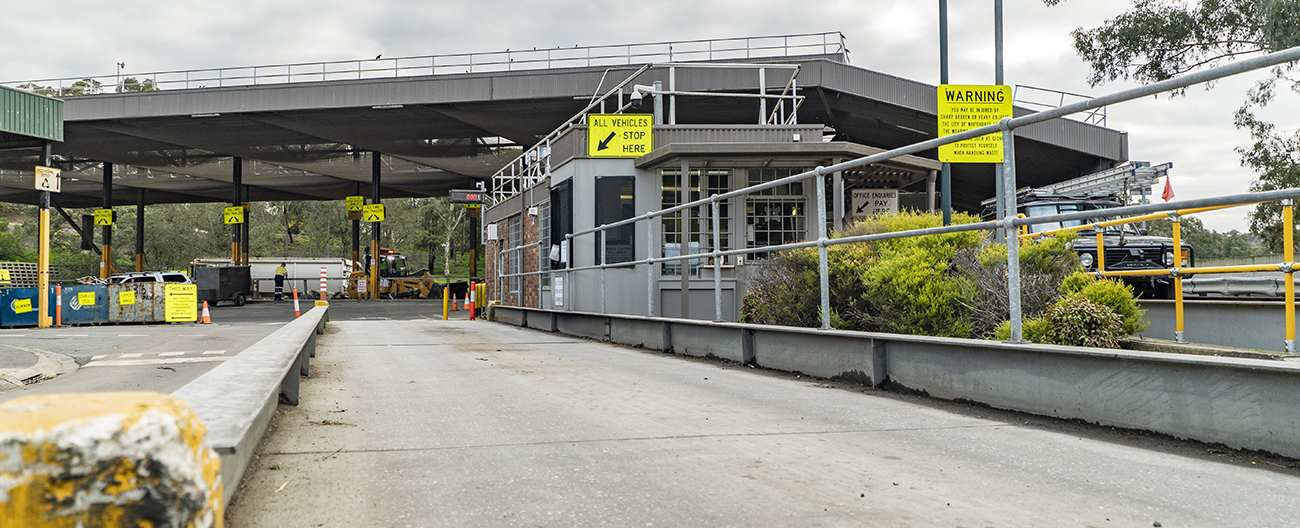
0;392;224;527
172;304;328;507
0;305;327;522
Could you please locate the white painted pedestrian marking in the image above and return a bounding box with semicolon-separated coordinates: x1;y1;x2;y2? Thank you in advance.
83;357;230;368
0;334;27;337
180;334;209;337
118;334;149;337
91;355;107;361
202;350;227;355
119;353;143;358
159;352;185;357
56;334;88;337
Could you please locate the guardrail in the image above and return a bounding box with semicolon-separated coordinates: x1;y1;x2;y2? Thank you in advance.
3;32;844;95
505;42;1300;347
172;304;328;507
1021;200;1300;351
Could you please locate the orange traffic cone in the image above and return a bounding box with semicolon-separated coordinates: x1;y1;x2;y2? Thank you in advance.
200;301;212;324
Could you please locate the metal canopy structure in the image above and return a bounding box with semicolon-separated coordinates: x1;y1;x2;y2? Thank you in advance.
0;32;1125;211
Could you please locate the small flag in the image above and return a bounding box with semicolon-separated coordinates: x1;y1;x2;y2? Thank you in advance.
1161;177;1175;202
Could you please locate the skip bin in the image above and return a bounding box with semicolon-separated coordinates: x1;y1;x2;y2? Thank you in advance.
195;265;252;306
108;282;166;323
0;287;52;328
58;284;109;325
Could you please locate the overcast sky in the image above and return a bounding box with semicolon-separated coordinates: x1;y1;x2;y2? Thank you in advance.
2;0;1294;232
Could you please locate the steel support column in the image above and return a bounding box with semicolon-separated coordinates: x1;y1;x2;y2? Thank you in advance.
231;158;242;263
352;181;361;272
242;184;251;266
135;188;145;272
38;141;52;328
101;162;113;279
939;0;953;226
371;153;382;299
679;158;690;320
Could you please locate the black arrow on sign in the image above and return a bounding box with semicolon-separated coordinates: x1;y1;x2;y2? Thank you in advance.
856;201;869;214
597;131;616;151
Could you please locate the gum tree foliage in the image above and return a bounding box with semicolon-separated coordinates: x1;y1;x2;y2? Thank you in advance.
1047;0;1300;251
1143;215;1265;258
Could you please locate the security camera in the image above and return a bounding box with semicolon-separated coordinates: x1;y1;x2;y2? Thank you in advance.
629;84;656;111
629;90;643;110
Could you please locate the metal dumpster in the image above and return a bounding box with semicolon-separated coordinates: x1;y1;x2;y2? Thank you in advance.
195;265;252;306
0;287;51;328
108;282;166;323
58;284;109;325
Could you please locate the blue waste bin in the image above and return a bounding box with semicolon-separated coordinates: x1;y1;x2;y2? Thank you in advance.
0;287;52;328
58;284;109;325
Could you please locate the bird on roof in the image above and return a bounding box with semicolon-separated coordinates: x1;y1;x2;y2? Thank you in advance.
375;54;382;60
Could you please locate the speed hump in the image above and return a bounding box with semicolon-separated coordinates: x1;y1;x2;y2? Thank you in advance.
363;203;385;222
223;206;245;224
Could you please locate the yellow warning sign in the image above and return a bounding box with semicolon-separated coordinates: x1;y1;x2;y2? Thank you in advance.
94;209;113;226
119;290;136;306
587;113;654;158
346;196;365;212
363;203;385;222
0;269;9;285
12;298;32;314
937;85;1012;164
77;291;96;307
165;284;198;322
223;206;245;224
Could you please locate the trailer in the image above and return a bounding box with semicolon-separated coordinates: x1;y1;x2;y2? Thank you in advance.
193;265;252;306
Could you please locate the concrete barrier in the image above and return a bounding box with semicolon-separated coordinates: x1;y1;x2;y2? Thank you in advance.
172;305;328;507
0;392;223;527
493;305;1300;459
1139;299;1296;353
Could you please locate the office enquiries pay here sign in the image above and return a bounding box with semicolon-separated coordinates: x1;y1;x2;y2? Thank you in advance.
587;114;653;158
937;85;1012;163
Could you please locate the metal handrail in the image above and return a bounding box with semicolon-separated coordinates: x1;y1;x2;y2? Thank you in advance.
497;42;1300;344
2;32;845;95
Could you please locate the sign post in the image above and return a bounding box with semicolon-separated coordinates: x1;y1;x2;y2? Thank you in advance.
936;85;1012;164
586;114;654;158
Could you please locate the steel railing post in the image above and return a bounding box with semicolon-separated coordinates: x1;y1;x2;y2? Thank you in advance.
1285;200;1295;353
1001;121;1022;342
758;68;767;125
712;197;722;321
601;228;607;314
816;167;831;330
1171;214;1186;343
647;220;655;316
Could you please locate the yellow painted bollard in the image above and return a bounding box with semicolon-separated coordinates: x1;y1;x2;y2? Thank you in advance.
1171;214;1186;343
0;392;223;528
1284;200;1295;353
442;285;449;321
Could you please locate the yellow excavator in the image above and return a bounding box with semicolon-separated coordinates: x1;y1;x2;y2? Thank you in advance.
346;249;439;299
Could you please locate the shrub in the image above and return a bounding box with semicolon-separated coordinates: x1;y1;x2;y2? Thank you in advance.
1038;294;1125;348
1059;271;1148;335
960;233;1082;338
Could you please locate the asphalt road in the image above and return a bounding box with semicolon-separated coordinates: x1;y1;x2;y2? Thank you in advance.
227;319;1300;527
0;299;462;402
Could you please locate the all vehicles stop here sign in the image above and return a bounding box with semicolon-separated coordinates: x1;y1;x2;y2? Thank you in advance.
937;85;1012;164
587;114;653;158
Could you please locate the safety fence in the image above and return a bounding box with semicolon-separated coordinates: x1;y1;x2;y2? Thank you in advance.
3;32;843;96
493;42;1300;348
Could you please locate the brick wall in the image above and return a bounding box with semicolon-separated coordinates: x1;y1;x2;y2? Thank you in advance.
485;210;543;307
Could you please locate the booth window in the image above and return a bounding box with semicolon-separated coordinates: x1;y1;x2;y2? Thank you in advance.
550;179;573;270
746;168;808;259
539;200;551;287
595;176;636;265
508;215;521;293
661;169;732;275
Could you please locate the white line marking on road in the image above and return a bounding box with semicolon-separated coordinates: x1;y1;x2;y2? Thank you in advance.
0;334;27;337
84;357;230;368
56;334;88;337
91;355;107;360
180;334;209;337
119;353;143;358
202;350;227;355
256;322;287;326
159;352;186;357
118;334;149;337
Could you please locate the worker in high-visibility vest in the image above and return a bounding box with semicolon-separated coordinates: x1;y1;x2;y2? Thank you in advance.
274;263;287;301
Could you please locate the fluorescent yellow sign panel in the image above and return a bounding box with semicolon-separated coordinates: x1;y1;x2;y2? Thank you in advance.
12;298;32;314
223;206;245;224
164;284;198;322
119;290;136;306
363;204;385;222
77;292;96;307
587;114;654;158
937;85;1012;164
94;209;113;226
346;196;365;212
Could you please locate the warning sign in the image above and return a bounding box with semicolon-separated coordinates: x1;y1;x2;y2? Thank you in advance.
164;284;198;322
363;204;385;222
587;114;654;158
850;189;899;220
94;209;113;226
223;206;245;224
0;269;9;285
937;85;1012;163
